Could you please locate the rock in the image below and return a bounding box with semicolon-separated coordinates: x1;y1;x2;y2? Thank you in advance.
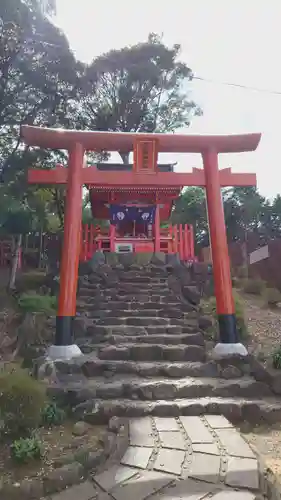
1;479;44;500
198;316;213;330
72;421;90;436
105;252;119;266
73;317;88;337
136;253;153;266
151;252;166;265
108;416;121;433
88;251;106;271
220;365;243;379
270;373;281;395
43;462;84;496
53;452;76;467
81;450;104;470
118;253;135;267
182;285;201;305
166;253;181;269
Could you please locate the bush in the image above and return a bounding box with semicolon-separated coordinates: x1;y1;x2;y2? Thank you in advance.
0;366;47;437
263;287;281;308
11;435;43;463
17;293;57;314
242;278;265;295
41;402;66;427
236;265;249;279
273;347;281;370
206;292;248;340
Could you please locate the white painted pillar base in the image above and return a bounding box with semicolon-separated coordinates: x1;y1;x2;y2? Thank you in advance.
47;344;82;361
212;342;248;359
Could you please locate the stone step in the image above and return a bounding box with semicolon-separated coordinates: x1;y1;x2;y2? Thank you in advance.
86;324;200;336
97;343;206;362
86;309;197;319
80;283;170;292
91;317;198;327
118;276;168;284
79;332;205;348
73;396;281;425
77;301;195;312
54;358;219;378
78;292;179;302
49;376;272;405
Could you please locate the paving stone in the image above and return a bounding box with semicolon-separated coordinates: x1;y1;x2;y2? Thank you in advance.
110;470;173;500
94;465;138;491
154;417;179;432
215;428;255;458
212;492;256;499
154;448;185;475
188;452;221;483
129;417;155;447
204;415;233;429
150;478;216;499
192;442;220;455
159;431;187;450
121;446;153;469
225;457;259;490
50;481;99;500
180;416;214;443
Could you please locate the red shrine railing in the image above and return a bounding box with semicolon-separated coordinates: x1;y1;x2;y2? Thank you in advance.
80;224;195;262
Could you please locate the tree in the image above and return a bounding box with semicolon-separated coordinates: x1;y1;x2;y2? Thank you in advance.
77;33;202;162
172;185;281;261
0;0;81;230
172;187;208;247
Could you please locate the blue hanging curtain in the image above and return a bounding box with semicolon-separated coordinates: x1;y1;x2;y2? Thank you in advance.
109;205;156;225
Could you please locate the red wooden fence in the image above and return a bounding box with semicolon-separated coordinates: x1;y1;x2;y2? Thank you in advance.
80;224;195;262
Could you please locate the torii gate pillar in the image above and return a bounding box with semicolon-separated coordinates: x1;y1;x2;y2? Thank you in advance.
48;143;84;360
203;150;247;357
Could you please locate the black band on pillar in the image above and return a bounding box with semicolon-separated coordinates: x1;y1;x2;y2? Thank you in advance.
218;314;238;343
55;316;74;346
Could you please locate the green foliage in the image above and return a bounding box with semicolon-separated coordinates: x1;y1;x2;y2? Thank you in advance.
206;292;248;340
236;266;249;279
273;347;281;370
263;287;281;308
172;187;208;247
172;186;281;250
17;293;57;314
242;278;265;296
0;366;47;437
78;33;201;142
41;402;66;427
11;435;43;464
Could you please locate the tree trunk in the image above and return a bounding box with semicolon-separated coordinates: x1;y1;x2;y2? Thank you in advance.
8;234;22;291
241;229;249;278
38;227;43;269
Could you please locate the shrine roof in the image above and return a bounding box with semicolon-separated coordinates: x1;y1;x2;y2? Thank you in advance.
21;125;261;153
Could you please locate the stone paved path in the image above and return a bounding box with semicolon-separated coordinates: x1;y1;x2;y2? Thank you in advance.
48;415;262;499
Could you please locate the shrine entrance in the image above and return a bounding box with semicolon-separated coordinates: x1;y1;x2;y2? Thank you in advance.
21;125;261;360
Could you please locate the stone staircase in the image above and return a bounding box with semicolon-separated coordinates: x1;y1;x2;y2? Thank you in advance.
50;256;281;425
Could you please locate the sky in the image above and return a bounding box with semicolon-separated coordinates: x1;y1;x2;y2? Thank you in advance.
55;0;281;199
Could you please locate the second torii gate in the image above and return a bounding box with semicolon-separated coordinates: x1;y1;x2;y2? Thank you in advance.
21;125;261;360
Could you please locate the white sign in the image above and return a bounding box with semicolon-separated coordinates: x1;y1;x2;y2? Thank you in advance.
249;245;269;265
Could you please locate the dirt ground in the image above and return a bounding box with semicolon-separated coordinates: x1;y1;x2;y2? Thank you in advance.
242;291;281;365
240;292;281;480
0;421;106;484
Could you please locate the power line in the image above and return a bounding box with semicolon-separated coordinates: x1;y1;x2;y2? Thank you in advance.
193;75;281;96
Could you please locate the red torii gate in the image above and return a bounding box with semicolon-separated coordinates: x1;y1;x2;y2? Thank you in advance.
21;126;261;360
